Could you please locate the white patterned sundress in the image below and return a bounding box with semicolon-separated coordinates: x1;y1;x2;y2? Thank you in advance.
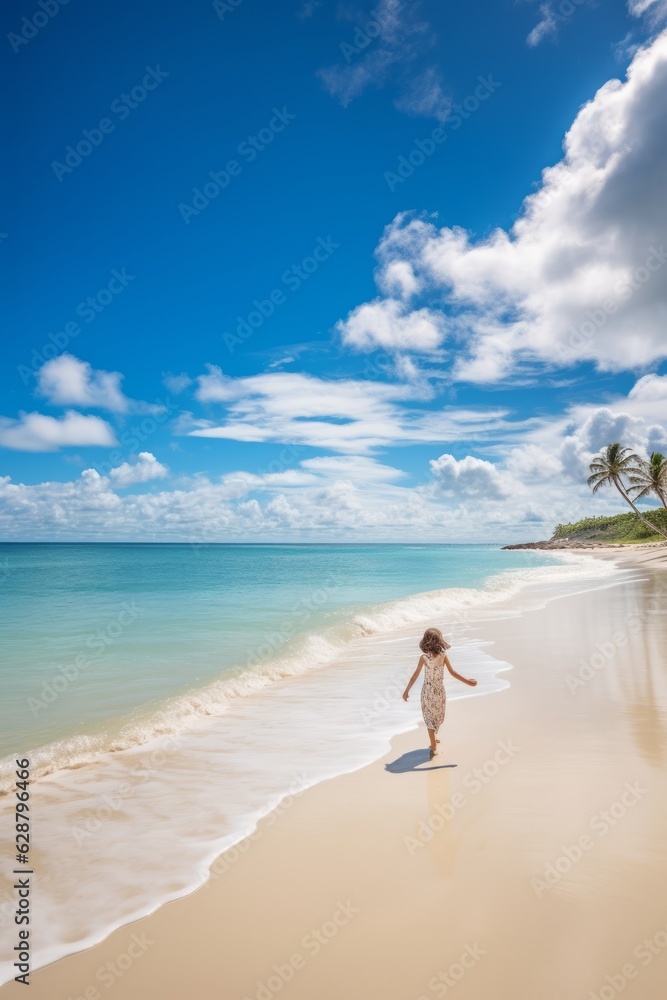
421;651;446;732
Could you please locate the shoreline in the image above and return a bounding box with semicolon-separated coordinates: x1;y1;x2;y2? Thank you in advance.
0;545;567;787
2;547;665;997
503;539;667;551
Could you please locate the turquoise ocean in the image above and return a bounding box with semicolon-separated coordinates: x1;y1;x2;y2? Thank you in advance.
0;543;622;981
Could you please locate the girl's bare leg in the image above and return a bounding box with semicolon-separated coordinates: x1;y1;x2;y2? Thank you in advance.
427;728;438;753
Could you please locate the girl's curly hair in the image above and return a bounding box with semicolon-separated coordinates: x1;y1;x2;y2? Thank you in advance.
419;627;451;657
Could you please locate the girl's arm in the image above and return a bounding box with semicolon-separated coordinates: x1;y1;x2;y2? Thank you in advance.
445;654;477;687
402;656;425;700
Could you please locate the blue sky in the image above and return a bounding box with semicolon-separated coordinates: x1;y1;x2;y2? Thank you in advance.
2;0;667;540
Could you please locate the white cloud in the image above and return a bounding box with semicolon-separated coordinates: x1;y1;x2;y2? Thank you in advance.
268;356;295;369
317;1;448;122
0;465;530;542
559;408;647;480
317;0;423;106
377;261;420;300
162;372;192;394
428;453;515;500
3;373;664;540
526;4;558;47
627;372;667;404
334;34;667;381
214;458;404;501
0;411;117;452
499;374;667;487
628;0;667;23
263;470;321;487
394;67;451;123
108;452;169;488
186;366;517;454
647;424;667;452
194;366;239;403
36;354;164;416
506;443;563;481
215;472;264;500
301;455;406;481
337;299;446;353
36;354;130;412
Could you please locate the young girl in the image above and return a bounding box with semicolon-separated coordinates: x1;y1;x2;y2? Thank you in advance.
402;627;477;758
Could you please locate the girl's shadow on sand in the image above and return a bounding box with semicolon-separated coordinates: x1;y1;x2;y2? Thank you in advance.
385;749;457;773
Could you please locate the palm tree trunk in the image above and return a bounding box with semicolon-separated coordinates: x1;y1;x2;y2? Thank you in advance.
613;477;667;539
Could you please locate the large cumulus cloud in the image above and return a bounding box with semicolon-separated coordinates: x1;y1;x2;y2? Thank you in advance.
337;33;667;382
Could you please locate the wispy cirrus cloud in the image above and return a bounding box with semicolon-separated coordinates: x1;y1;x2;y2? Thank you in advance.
185;366;519;454
393;66;451;122
526;3;558;47
316;0;448;122
628;0;667;23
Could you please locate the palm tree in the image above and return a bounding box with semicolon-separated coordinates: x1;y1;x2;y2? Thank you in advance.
627;452;667;511
587;443;667;538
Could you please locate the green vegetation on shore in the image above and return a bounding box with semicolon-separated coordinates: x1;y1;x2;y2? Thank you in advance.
553;509;667;544
586;443;667;540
